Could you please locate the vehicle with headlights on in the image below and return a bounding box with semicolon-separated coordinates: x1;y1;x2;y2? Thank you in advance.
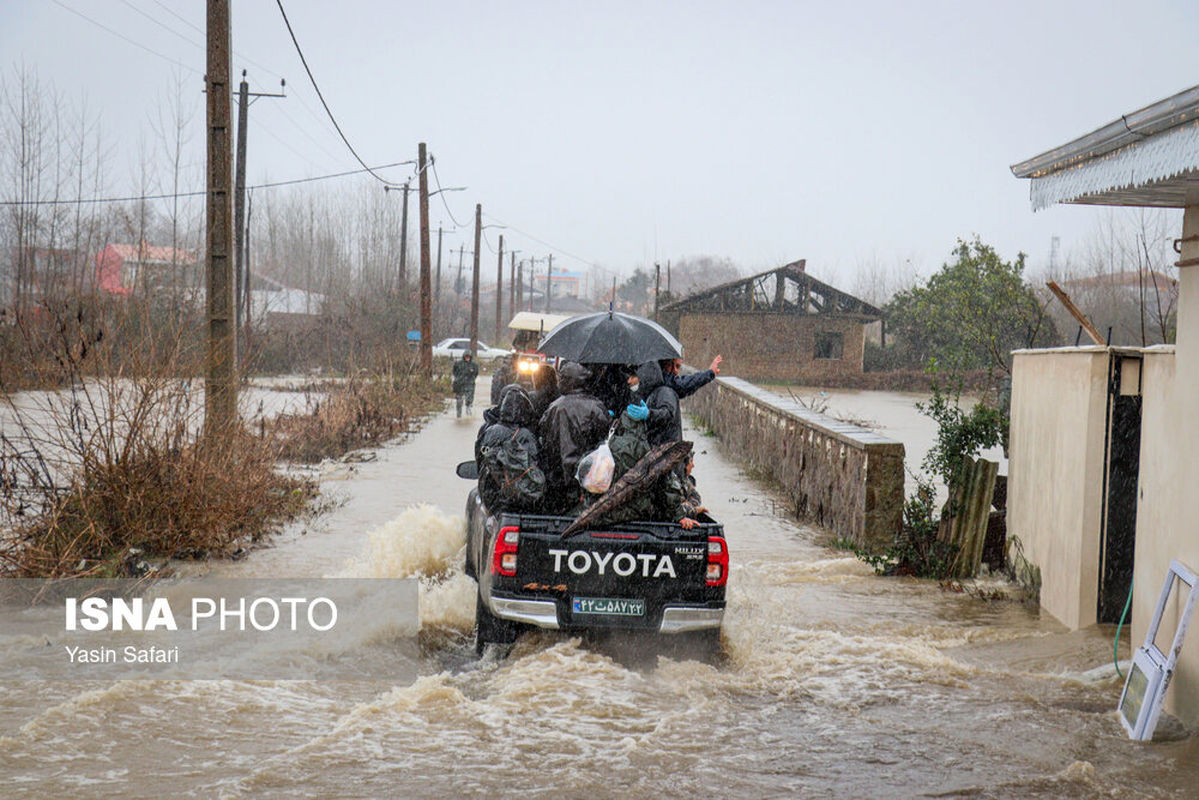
506;312;576;383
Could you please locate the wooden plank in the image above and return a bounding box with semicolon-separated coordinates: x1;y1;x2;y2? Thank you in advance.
1047;280;1105;345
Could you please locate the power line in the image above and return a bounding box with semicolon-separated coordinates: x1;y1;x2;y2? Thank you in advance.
119;0;203;53
0;161;416;207
430;156;467;228
150;0;287;85
482;213;605;270
136;0;357;174
51;0;200;75
274;0;396;186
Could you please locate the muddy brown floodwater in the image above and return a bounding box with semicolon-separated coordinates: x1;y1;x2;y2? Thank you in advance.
1;379;1196;798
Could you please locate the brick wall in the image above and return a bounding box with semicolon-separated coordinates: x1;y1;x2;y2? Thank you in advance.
678;313;865;383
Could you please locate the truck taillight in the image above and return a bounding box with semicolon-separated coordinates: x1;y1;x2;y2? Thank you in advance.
707;536;729;587
492;526;520;576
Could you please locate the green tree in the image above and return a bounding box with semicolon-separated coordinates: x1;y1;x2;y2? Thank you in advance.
616;268;653;314
885;237;1059;375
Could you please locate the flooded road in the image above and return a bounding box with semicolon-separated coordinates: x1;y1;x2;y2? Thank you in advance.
2;379;1196;798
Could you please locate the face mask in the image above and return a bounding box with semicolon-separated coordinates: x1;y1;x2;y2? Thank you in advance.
628;381;640;395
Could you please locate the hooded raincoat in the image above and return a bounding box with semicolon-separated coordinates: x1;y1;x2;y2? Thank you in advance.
636;360;682;447
538;362;611;507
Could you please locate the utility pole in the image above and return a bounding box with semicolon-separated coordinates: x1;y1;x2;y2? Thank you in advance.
667;259;672;297
455;245;465;295
470;204;482;355
545;253;553;313
418;143;432;375
455;244;466;334
244;189;254;354
205;0;236;438
516;259;524;312
434;225;443;316
233;71;284;346
397;182;410;289
508;251;520;323
654;261;661;321
494;234;504;343
234;72;248;336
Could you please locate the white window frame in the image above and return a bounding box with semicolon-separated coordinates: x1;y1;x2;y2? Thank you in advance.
1118;559;1199;740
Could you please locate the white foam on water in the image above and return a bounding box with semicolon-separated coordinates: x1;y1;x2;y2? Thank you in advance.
344;503;465;580
341;504;475;632
761;556;878;582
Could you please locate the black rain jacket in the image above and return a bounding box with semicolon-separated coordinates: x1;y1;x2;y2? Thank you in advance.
636;360;681;447
538;362;611;489
452;357;479;394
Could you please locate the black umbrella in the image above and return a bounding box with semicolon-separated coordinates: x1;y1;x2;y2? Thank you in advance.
537;311;683;364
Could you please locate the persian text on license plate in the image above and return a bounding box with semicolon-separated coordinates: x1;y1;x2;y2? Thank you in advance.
572;597;645;616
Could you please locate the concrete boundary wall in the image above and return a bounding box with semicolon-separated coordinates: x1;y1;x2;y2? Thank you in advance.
684;376;904;546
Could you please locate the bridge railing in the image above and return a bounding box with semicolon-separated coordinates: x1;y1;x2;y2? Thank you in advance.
684;376;904;547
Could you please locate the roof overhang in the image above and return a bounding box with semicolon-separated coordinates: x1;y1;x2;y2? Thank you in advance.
1011;84;1199;210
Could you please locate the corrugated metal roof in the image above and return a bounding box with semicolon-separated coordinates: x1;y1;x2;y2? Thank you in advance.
1012;83;1199;210
1025;121;1199;210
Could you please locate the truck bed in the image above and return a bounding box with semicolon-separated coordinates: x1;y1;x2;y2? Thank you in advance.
464;490;728;651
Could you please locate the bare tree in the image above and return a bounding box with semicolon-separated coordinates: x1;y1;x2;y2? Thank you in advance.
1054;209;1180;346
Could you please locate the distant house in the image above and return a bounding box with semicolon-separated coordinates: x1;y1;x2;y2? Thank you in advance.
659;259;882;382
249;273;324;328
1054;268;1178;345
531;268;586;301
96;242;197;296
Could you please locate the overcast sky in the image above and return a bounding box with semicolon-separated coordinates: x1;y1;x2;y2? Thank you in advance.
3;0;1198;287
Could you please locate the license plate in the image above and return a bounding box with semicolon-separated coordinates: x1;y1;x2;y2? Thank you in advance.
572;597;645;617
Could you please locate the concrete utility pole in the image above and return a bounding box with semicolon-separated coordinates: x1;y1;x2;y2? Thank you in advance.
244;189;254;353
494;234;504;343
233;71;284;346
654;262;661;321
516;259;524;312
205;0;236;438
418;143;433;375
398;182;410;289
470;204;482;355
234;72;248;335
508;251;517;321
545;253;553;313
434;225;443;315
456;245;465;295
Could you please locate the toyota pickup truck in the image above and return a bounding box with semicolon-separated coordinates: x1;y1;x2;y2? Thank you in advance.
457;464;729;656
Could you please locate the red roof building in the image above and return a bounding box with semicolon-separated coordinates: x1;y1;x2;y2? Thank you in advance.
96;242;196;296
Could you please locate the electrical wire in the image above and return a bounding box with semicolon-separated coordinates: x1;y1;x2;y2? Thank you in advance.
482;213;604;270
118;0;337;172
0;161;416;207
149;0;288;87
50;0;200;75
429;157;467;229
146;0;338;146
274;0;396;186
119;0;203;53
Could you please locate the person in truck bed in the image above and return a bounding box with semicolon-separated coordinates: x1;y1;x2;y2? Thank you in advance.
592;404;699;530
476;386;545;512
635;360;682;448
660;354;722;399
538;362;610;513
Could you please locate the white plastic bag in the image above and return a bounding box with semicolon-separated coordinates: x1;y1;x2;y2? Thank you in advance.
576;442;615;494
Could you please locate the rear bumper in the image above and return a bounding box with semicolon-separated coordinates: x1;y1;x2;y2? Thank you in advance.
488;596;560;629
488;594;723;634
659;606;724;633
